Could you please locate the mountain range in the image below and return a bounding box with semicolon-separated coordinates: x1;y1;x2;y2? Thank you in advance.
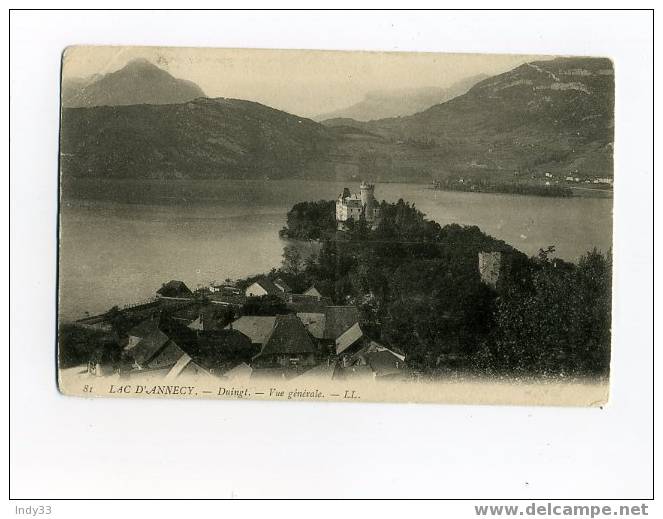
61;58;206;108
314;75;488;122
60;56;614;183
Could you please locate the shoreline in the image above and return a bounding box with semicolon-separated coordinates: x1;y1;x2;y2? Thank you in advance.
62;176;614;200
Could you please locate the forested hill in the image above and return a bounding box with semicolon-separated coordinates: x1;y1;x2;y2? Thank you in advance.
60;98;336;180
324;57;615;179
60;57;614;182
273;198;612;377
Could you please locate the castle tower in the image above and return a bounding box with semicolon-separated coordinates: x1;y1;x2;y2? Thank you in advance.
360;181;375;209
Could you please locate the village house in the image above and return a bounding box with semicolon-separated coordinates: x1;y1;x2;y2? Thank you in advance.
324;305;362;343
303;285;323;299
343;341;407;380
209;282;241;295
296;312;327;341
295;358;337;382
124;316;188;372
274;278;292;293
332;320;407;377
286;293;332;313
195;329;257;365
335;322;364;356
219;362;253;382
160;325;256;381
294;304;362;354
226;315;277;346
185;307;233;333
251;314;320;369
163;352;217;381
244;277;286;298
100;275;411;381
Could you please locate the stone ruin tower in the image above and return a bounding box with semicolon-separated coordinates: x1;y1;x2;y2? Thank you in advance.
478;251;503;288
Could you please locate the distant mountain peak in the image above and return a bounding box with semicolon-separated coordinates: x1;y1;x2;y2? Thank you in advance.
124;57;155;68
62;59;206;108
315;74;489;122
120;58;171;76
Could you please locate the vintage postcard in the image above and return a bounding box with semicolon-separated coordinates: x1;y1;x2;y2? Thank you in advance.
57;46;613;405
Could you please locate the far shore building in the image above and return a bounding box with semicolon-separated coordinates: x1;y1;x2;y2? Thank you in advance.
336;181;381;230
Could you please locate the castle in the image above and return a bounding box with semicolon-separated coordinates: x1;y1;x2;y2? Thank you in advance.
335;182;381;230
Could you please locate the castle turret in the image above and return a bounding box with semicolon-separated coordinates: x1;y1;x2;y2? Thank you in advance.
360;181;375;208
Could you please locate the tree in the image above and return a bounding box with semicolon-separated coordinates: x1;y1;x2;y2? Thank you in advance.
491;248;612;377
58;324;121;369
279;200;336;240
282;245;304;276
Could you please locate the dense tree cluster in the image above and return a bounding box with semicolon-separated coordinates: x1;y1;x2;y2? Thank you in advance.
489;248;611;377
434;178;573;197
271;199;611;378
279;200;337;240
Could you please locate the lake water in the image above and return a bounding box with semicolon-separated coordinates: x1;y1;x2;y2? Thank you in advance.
59;179;613;321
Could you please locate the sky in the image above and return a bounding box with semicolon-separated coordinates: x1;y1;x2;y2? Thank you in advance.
62;46;552;118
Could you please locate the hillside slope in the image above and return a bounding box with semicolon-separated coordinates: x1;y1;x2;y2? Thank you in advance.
349;57;615;178
60;97;335;179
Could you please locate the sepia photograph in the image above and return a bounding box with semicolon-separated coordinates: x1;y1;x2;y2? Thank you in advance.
56;46;614;406
10;8;654;505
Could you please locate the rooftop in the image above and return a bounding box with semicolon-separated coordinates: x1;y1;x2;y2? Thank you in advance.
249;277;285;296
225;315;277;345
255;314;317;358
324;306;361;340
